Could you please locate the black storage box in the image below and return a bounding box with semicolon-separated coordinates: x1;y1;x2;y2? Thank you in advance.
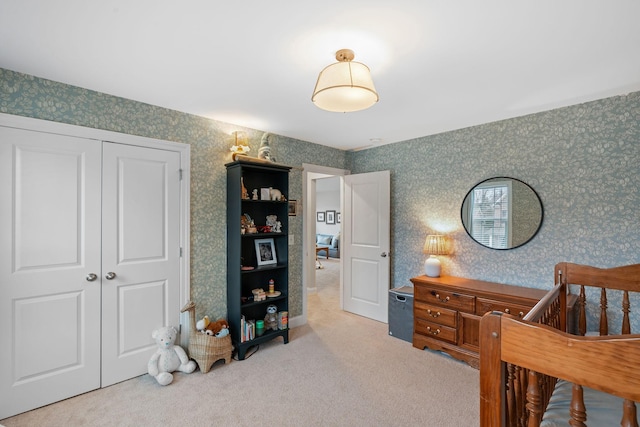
388;286;414;342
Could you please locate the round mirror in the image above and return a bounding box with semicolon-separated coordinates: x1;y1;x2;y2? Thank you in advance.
461;177;543;250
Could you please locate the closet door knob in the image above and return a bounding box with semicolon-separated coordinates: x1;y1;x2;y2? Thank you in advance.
86;273;98;282
105;272;117;280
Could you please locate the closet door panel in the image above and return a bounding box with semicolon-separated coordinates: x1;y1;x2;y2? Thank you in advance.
0;127;101;419
101;142;181;386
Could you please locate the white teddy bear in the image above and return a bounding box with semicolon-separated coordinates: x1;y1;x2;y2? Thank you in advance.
147;326;196;386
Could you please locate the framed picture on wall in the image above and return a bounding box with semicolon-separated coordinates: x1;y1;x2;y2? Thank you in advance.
326;210;336;224
288;200;297;216
337;212;341;223
255;238;277;266
317;212;325;222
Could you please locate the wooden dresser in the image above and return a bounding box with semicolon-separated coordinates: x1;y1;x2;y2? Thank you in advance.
411;275;549;369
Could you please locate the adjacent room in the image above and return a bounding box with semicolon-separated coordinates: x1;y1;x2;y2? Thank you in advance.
1;1;639;426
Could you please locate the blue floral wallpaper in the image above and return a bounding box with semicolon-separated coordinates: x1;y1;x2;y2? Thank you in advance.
1;68;638;332
0;68;347;321
347;92;640;332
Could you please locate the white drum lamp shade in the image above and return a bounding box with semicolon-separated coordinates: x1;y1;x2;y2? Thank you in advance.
312;49;379;113
423;235;448;277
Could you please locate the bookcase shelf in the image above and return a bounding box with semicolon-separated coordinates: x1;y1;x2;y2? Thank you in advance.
226;159;291;360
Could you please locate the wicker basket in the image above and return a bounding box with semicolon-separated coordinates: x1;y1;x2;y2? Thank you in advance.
181;301;232;373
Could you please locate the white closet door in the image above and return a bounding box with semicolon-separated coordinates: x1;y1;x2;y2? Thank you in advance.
100;142;182;386
0;127;102;419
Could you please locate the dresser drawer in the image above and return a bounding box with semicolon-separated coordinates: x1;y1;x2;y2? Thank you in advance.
415;318;457;344
476;298;530;318
411;275;551;369
414;301;457;327
415;285;475;313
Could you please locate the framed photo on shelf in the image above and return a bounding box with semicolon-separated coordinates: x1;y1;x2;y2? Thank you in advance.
288;200;297;216
316;211;325;222
255;238;277;266
260;188;271;200
326;210;336;224
337;212;341;223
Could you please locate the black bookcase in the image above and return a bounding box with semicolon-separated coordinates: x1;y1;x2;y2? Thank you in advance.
226;159;291;360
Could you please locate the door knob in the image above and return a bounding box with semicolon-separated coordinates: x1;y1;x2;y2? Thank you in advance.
381;252;387;258
86;273;98;282
105;272;117;280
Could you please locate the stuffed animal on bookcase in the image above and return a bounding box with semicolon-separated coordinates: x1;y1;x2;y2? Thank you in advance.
264;304;279;331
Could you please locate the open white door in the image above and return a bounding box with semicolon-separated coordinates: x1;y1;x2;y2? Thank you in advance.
342;170;390;323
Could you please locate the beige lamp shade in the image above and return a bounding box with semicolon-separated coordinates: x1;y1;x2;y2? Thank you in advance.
423;235;448;277
312;49;379;113
423;235;448;255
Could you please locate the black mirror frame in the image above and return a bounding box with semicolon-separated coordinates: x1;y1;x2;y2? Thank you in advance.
461;176;544;250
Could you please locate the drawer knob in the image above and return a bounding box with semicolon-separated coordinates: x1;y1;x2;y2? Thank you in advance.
427;309;441;318
435;293;450;303
426;326;441;336
503;308;525;317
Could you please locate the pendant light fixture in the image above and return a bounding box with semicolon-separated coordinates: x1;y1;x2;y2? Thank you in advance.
312;49;379;113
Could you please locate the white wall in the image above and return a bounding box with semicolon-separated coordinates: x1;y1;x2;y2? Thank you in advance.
315;177;340;235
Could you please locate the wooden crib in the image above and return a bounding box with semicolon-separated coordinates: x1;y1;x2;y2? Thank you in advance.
479;262;640;427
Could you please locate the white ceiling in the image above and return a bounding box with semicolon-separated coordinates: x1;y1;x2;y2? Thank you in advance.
1;1;639;151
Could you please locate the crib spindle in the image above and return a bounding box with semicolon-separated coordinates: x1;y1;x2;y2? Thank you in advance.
621;399;638;427
578;285;587;336
526;370;542;427
518;368;527;427
506;364;517;427
568;383;586;427
599;288;608;335
622;290;631;335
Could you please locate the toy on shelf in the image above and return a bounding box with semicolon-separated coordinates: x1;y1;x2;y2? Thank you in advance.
264;304;279;331
252;288;267;301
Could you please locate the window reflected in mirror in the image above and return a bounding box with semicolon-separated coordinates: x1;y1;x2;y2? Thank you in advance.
461;177;543;250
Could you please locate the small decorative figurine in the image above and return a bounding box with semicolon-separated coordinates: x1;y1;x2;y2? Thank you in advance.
252;189;258;200
258;132;275;162
266;215;278;228
273;221;282;233
264;304;279;331
241;177;249;200
269;187;285;201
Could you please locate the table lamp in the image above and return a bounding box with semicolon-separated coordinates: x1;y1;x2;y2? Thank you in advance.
423;235;448;277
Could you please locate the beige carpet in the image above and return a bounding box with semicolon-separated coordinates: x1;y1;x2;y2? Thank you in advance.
1;258;479;426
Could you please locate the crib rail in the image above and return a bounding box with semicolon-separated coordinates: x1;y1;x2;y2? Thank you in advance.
480;262;640;427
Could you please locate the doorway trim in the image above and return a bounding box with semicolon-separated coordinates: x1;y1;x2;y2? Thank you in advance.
300;163;349;326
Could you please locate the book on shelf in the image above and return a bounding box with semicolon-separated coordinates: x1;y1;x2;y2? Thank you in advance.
241;315;256;342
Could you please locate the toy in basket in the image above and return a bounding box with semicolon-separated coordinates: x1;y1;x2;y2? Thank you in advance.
181;301;232;373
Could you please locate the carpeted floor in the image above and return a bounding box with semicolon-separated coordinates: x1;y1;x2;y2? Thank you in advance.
1;258;480;426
